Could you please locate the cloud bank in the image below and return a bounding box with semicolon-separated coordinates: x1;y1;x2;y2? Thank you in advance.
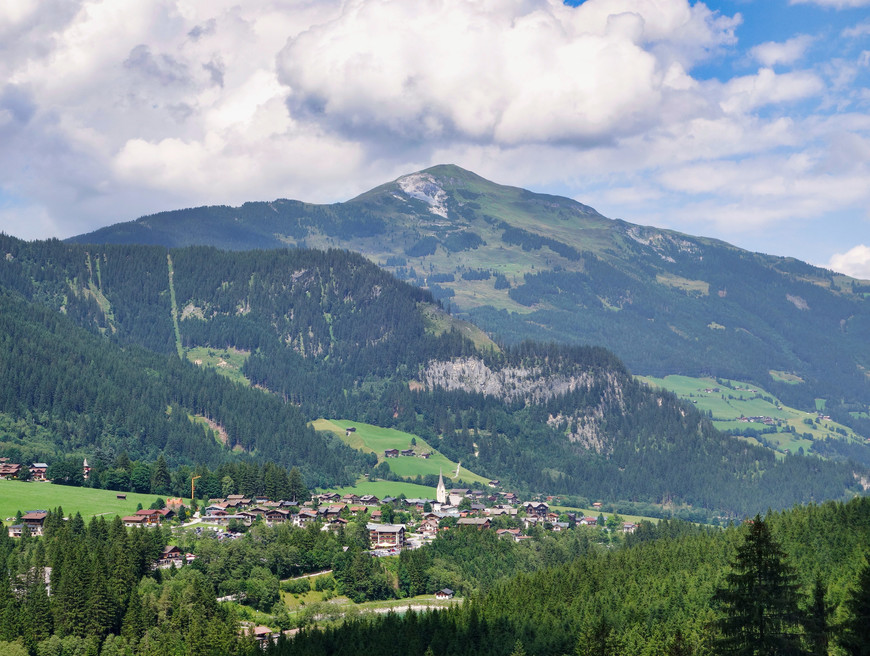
0;0;867;270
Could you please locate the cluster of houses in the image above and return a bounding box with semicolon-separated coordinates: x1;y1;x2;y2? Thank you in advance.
0;458;48;481
383;448;431;459
738;416;777;425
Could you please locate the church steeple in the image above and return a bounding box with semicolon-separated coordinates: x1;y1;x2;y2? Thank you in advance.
436;468;447;504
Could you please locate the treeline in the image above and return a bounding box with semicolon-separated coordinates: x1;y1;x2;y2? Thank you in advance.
42;453;310;503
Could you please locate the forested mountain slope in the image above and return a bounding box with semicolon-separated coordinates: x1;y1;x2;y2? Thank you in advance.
1;235;866;515
0;289;368;487
69;165;870;436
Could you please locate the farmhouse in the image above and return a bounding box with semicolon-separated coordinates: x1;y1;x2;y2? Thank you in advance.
30;463;49;481
384;448;399;458
435;588;454;600
457;517;491;530
0;463;21;479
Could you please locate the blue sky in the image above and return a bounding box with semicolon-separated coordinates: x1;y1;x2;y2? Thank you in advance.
0;0;868;277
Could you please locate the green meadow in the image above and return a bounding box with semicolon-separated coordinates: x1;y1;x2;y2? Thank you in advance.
323;479;440;499
638;374;863;456
312;419;490;485
0;479;165;521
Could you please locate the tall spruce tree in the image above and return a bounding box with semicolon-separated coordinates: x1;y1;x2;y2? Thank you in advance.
802;576;831;656
838;559;870;656
714;515;805;655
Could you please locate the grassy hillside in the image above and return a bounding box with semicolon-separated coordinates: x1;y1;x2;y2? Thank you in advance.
0;479;165;520
639;374;867;460
312;419;490;485
323;479;439;499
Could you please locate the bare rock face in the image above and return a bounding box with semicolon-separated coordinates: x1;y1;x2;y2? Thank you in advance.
420;356;627;454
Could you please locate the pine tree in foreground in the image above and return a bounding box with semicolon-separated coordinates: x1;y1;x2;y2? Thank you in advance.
839;559;870;656
713;515;805;655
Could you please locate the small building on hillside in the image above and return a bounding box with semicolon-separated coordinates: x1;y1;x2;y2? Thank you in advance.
30;463;49;481
435;588;454;600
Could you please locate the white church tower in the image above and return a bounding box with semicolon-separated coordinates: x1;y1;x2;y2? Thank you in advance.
436;468;447;505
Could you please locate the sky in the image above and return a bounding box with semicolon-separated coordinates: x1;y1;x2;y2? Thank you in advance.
1;0;869;278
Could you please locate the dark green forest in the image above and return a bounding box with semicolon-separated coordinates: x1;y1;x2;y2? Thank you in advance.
6;496;870;655
0;234;867;515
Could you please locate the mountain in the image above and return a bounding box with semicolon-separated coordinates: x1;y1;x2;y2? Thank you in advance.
1;234;866;516
70;165;870;439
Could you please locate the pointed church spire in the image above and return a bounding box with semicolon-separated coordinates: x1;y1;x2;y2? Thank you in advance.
436;468;447;504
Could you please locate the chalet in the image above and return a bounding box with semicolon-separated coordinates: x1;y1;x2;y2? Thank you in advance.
592;502;603;509
486;506;517;517
341;494;360;504
246;506;268;516
488;480;500;488
578;517;599;526
552;522;569;532
157;545;184;568
370;510;382;521
359;494;380;506
246;625;278;644
384;449;399;458
30;463;49;481
420;519;440;539
367;523;406;548
435;588;454;600
321;504;346;519
21;511;48;536
134;509;163;525
400;449;415;457
457;517;491;530
0;463;21;479
122;515;149;528
318;492;340;503
521;516;544;529
206;514;249;527
524;502;549;517
264;509;290;524
418;451;431;459
496;528;521;539
622;522;638;534
293;510;319;527
7;525;25;538
254;496;270;505
348;505;368;515
324;517;348;532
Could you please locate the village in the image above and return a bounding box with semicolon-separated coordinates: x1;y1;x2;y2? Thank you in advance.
3;458;638;548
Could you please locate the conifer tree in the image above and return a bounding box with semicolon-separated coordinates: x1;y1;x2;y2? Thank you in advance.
802;576;830;656
151;454;171;495
838;560;870;656
713;516;804;655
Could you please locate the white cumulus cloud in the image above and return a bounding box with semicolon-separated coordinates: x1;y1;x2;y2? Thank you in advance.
828;244;870;279
750;35;814;67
